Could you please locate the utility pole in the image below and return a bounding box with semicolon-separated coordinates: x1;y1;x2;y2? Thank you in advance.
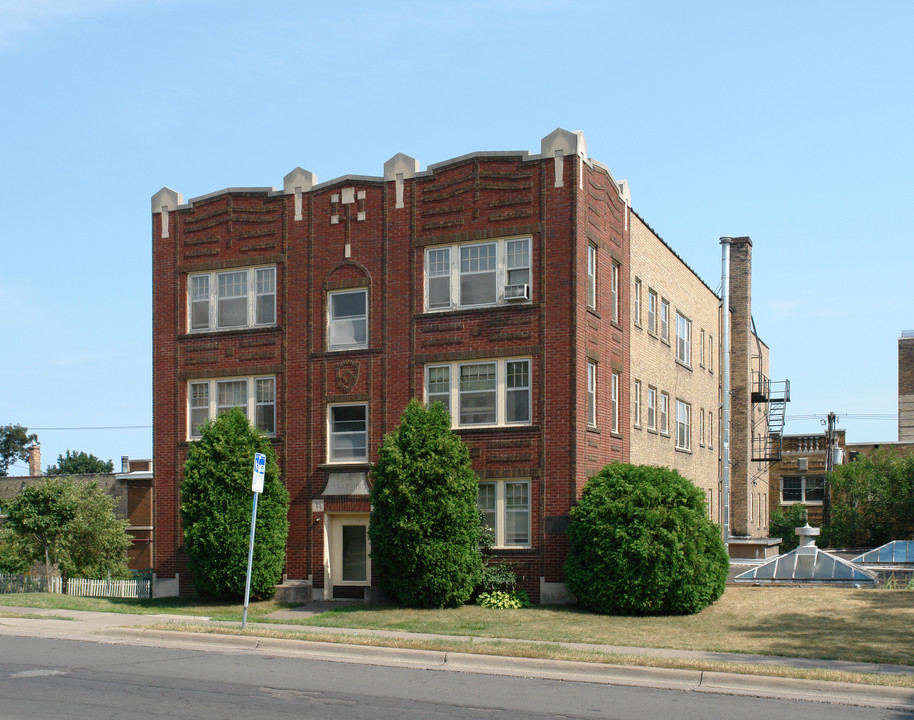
822;411;837;527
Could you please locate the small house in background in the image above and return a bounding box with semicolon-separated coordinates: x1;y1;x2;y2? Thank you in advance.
0;445;154;572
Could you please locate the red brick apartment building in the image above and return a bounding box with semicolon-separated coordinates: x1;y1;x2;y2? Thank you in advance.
152;129;779;601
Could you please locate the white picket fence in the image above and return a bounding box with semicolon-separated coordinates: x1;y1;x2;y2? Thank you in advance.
48;576;152;599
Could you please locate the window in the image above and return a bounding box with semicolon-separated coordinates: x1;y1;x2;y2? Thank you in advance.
782;476;825;504
709;410;714;449
659;391;670;435
633;278;642;327
329;404;368;462
647;386;657;431
611;371;620;432
660;299;670;343
676;312;691;366
647;290;657;334
425;237;531;310
189;267;276;331
478;480;530;547
633;380;641;428
425;358;531;427
700;328;706;367
611;261;620;323
328;289;368;350
586;244;597;309
587;361;596;428
699;408;705;447
709;334;714;372
188;376;275;437
676;400;691;450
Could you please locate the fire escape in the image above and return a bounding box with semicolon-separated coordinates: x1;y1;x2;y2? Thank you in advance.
751;365;790;462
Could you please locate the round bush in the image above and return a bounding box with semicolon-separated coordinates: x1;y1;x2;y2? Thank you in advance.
564;463;728;615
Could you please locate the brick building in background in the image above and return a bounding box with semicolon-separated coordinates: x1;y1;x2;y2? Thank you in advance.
151;129;781;600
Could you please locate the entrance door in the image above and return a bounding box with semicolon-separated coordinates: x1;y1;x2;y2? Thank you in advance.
327;514;371;599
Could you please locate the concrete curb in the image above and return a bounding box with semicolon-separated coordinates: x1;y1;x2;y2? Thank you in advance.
102;627;914;712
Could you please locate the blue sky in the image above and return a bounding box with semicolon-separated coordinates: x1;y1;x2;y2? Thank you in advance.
1;0;911;474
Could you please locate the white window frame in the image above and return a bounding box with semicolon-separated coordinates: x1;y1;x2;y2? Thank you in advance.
676;312;691;366
328;403;368;463
660;391;670;436
647;290;657;334
633;380;641;428
188;266;276;332
633;278;641;327
700;328;706;367
587;360;597;428
478;479;531;548
781;475;826;505
425;236;531;311
610;261;620;323
188;376;275;438
586;244;597;310
328;288;368;351
676;399;691;450
611;371;620;433
647;386;657;431
709;334;714;372
660;299;670;343
425;358;531;428
699;407;705;447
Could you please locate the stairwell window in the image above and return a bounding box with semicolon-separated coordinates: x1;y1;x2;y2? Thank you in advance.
676;312;691;366
328;289;368;350
425;237;531;311
189;266;276;331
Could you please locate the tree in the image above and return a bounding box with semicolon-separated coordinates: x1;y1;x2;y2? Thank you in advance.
368;399;484;608
822;448;914;548
0;424;38;476
564;463;729;615
47;450;114;475
769;503;808;553
2;476;130;586
181;407;289;600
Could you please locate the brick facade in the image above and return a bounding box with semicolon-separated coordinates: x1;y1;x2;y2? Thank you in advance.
151;129;772;600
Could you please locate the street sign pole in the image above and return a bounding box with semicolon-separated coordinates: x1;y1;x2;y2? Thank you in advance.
241;452;266;630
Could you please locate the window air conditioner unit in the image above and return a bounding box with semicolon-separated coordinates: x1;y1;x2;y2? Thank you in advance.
504;284;529;301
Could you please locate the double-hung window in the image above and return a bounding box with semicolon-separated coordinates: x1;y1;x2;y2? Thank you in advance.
633;278;642;327
586;244;597;309
425;237;531;310
782;476;825;504
660;392;670;435
478;480;530;547
328;404;368;462
425;358;531;427
660;299;670;343
676;312;691;366
647;290;657;334
633;380;641;428
188;376;275;438
189;266;276;331
587;361;597;428
676;400;691;450
611;371;620;432
647;386;657;430
328;289;368;350
611;261;620;323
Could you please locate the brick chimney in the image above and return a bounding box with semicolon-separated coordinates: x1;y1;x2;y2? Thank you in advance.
27;443;41;477
900;331;914;442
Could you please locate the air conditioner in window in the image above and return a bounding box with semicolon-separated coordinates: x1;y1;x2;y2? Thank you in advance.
504;284;530;301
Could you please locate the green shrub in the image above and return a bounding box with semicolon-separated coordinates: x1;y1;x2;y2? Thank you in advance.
369;400;484;608
476;589;532;609
181;407;289;600
770;504;808;553
564;463;729;615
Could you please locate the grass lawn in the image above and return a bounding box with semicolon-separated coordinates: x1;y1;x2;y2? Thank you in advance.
2;586;913;668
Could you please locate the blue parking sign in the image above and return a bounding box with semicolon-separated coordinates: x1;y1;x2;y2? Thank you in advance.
252;452;266;493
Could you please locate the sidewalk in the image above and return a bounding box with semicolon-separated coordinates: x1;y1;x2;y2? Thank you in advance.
2;603;913;712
